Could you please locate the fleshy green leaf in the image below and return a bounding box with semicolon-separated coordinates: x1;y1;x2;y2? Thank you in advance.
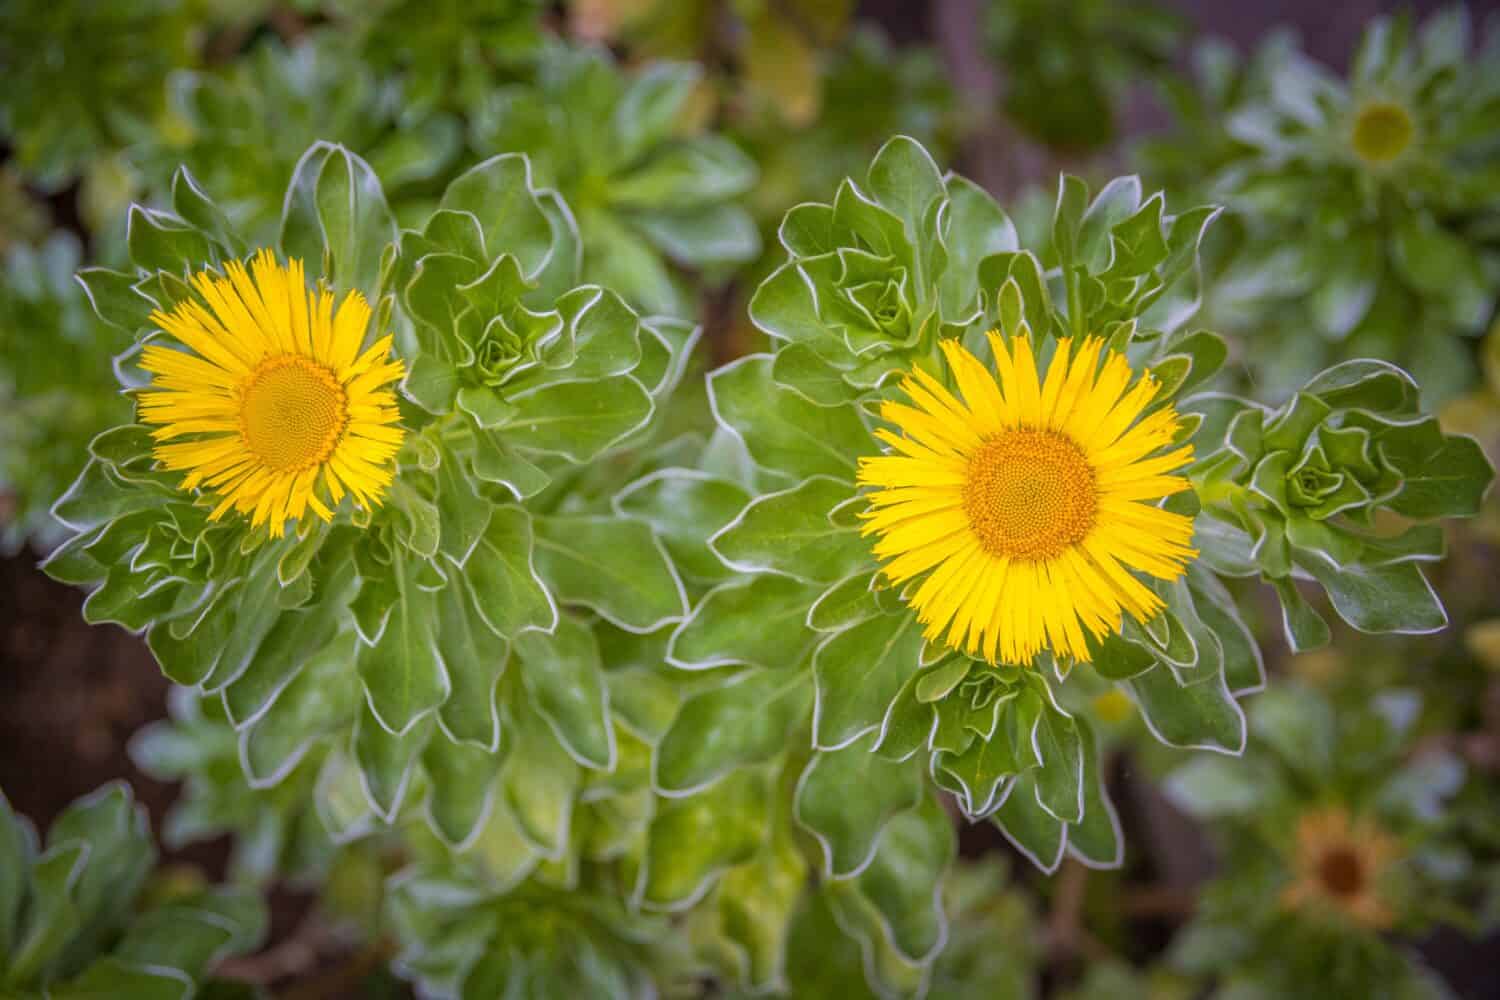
531;514;686;632
795;731;923;878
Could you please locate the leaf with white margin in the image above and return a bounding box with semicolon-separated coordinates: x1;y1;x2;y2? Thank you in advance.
354;703;432;821
813;612;924;750
715;812;808;992
504;374;654;463
795;731;923;878
466;505;557;641
635;769;768;911
1030;695;1084;824
991;770;1066;873
668;575;823;670
708;354;869;481
613;469;750;583
500;694;579;860
655;668;812;795
280;142;395;296
1065;719;1123;869
710;476;871;584
433;576;509;750
422;731;503;848
1128;661;1246;755
355;551;450;736
531;514;686;633
511;614;615;770
846;791;954;965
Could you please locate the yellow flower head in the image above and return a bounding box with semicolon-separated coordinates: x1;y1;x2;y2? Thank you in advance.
857;333;1196;665
138;250;406;536
1282;807;1402;929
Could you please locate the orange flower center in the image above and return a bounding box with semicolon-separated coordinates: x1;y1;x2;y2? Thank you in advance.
962;428;1097;560
239;355;348;472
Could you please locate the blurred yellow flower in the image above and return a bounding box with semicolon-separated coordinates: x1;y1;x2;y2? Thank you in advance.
1282;807;1402;929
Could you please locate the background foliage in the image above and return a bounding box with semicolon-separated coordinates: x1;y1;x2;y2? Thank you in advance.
1;2;1498;999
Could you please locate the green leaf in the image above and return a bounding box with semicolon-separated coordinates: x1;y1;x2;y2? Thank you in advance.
614;470;750;583
716;823;808;993
280;142;395;295
614;62;700;164
710;476;869;584
422;734;503;848
655;668;812;795
504;375;653;462
1128;663;1246;754
500;695;580;859
813;612;924;750
1163;754;1273;820
795;731;923;877
1385;434;1493;519
1271;577;1331;652
439;153;559;282
126;205;216;276
0;795;27;956
1067;720;1123;868
771;343;858;406
111;887;264;976
354;704;430;820
635;203;760;267
512;614;615;770
76;267;155;332
472;429;551;499
937;175;1018;319
709;355;869;481
531;514;686;632
849;792;954;964
466;506;557;641
668;575;822;670
865;136;945;244
433;445;492;565
433;578;509;750
636;770;768;910
1030;701;1084;824
611;136;756;209
1301;556;1446;635
992;770;1065;873
1248;682;1335;778
355;552;450;734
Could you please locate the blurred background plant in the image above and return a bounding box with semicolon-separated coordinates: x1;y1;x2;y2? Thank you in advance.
1;2;1498;999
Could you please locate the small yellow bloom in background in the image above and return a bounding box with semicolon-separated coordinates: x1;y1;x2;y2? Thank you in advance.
1282;807;1402;929
1091;688;1135;724
138;250;406;536
857;333;1197;665
1350;98;1416;166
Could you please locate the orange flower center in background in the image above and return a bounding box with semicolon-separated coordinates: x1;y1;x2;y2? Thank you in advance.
1317;847;1365;897
962;428;1098;561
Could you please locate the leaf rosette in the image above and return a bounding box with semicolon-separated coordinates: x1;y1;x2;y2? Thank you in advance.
0;784;264;997
1188;360;1494;649
470;43;760;317
0;234;133;551
677;136;1489;918
1140;7;1500;401
44;142;696;857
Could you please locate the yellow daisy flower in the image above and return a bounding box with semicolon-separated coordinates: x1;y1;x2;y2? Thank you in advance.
857;333;1196;665
138;250;406;536
1281;807;1402;929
